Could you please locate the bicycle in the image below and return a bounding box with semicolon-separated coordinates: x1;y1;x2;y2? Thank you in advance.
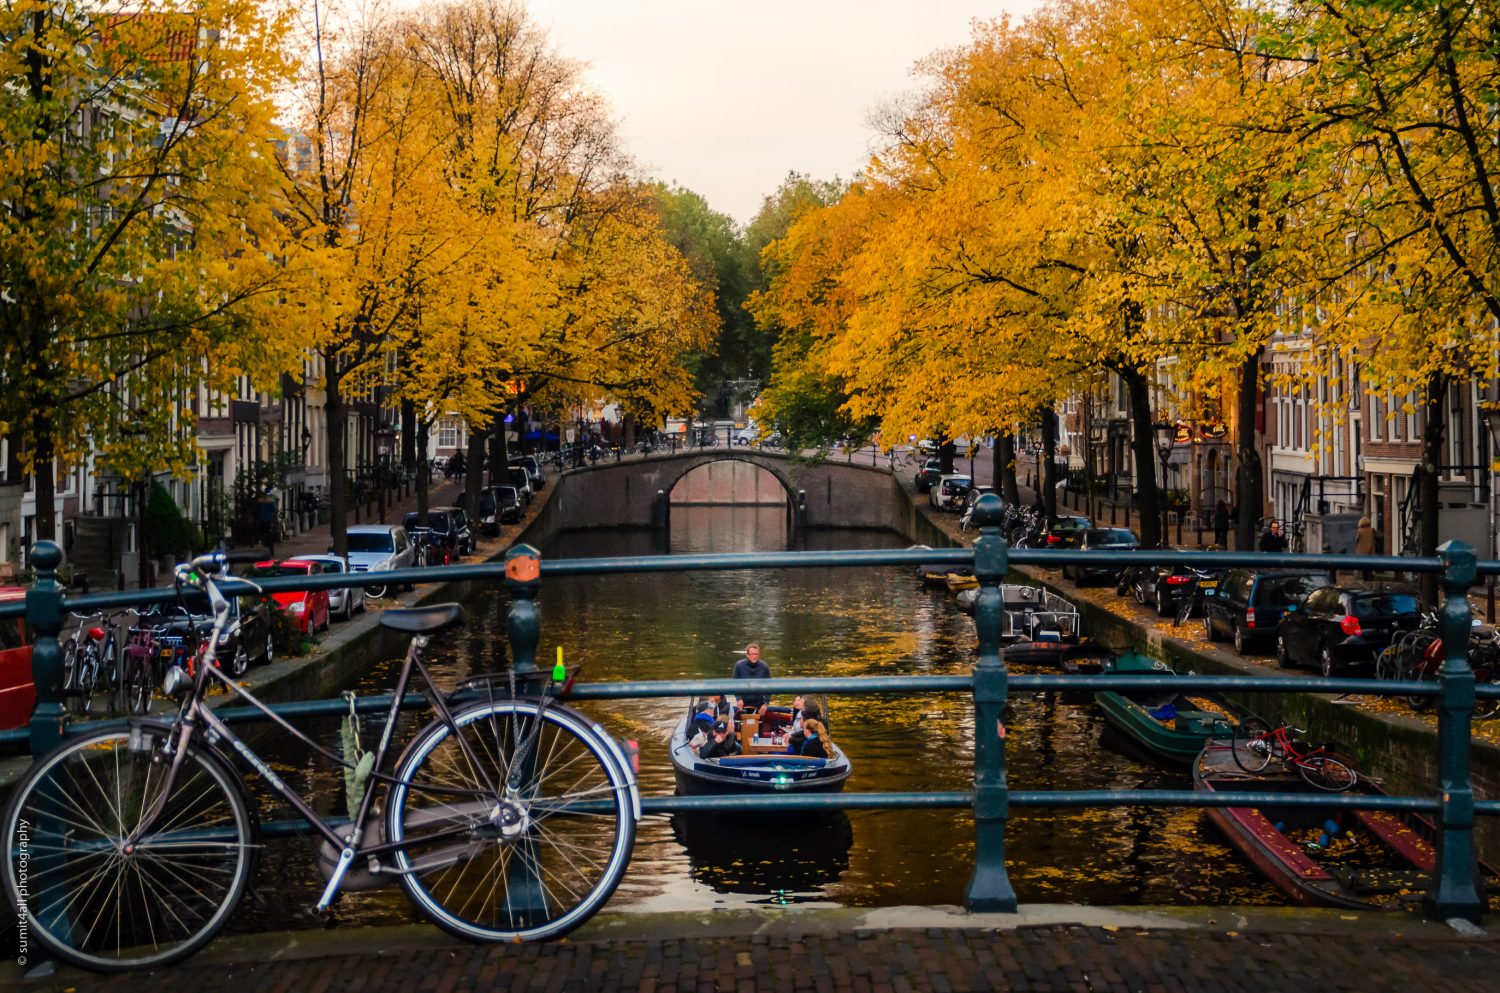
1230;718;1358;791
119;622;160;714
69;613;125;715
1388;622;1500;719
2;551;640;972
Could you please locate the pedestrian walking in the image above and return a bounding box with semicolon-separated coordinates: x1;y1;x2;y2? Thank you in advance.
1354;515;1380;580
1212;500;1230;547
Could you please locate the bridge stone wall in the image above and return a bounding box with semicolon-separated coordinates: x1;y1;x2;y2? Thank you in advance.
517;452;913;539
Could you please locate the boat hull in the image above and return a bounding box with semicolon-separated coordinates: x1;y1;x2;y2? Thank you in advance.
669;715;851;795
1094;654;1249;765
1193;740;1497;911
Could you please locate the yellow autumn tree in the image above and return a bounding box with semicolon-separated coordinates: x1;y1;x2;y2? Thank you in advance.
0;1;300;540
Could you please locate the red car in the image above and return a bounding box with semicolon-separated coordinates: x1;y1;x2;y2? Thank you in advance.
252;560;332;634
0;586;34;731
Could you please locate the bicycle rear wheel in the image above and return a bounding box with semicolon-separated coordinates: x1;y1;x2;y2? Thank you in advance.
1298;754;1357;791
124;656;153;714
386;699;635;943
73;644;98;715
1;727;256;971
1231;716;1275;773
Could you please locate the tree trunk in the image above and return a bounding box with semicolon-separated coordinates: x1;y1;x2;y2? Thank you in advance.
326;368;348;557
1040;405;1059;525
489;414;505;484
1420;371;1447;605
415;419;431;522
31;408;56;544
938;439;956;474
624;413;636;453
1234;349;1264;552
464;421;487;524
1123;367;1162;548
400;400;416;471
998;433;1020;507
135;480;150;589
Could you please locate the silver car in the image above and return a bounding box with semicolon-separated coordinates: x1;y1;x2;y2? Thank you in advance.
294;553;367;621
344;525;416;598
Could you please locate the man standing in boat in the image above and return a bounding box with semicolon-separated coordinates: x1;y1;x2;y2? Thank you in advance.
731;642;772;716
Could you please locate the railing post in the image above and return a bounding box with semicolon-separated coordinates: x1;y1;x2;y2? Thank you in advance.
1426;539;1482;923
505;543;542;674
965;493;1018;912
26;540;68;756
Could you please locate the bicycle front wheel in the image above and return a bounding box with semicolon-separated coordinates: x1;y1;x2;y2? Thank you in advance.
1231;716;1275;773
1299;755;1357;792
2;728;256;971
386;700;636;943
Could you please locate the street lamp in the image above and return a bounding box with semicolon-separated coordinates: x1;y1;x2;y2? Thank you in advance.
1153;421;1177;547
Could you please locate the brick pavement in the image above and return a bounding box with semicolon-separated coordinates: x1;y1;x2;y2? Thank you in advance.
7;913;1499;993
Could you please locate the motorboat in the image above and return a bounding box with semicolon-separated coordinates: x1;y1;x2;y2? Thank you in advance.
668;701;852;795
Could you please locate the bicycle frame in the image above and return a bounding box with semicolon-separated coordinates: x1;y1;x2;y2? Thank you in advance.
127;568;527;911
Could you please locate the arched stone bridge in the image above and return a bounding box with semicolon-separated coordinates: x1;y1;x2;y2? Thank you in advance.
529;450;917;532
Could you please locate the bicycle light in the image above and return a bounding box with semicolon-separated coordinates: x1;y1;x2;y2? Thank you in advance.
161;665;191;697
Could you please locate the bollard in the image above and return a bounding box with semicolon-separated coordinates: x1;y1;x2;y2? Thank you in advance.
505;544;542;674
964;494;1018;912
1426;540;1482;923
26;540;69;756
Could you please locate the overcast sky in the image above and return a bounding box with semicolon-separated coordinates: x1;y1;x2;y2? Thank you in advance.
522;1;1041;225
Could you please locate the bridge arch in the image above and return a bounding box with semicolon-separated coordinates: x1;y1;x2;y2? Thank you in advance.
531;450;908;532
666;454;796;505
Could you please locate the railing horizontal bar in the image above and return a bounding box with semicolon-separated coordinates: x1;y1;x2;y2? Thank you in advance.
1012;674;1438;696
1011;789;1441;811
12;548;1500;621
639;792;974;813
566;676;974;699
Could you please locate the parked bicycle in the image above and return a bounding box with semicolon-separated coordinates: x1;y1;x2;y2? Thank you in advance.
1231;719;1357;791
60;611;121;715
1376;616;1500;718
2;551;640;971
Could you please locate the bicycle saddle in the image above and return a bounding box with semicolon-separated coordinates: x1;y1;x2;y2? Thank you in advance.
379;603;465;634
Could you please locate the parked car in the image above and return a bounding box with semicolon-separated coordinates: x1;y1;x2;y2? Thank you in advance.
1037;515;1092;548
344;524;416;598
478;486;522;535
0;586;34;731
139;585;276;678
250;560;332;635
513;455;545;491
1202;568;1331;656
1123;557;1227;617
931;473;973;511
914;458;944;493
506;465;535;505
292;553;365;621
1275;582;1423;676
402;506;473;561
1061;528;1138;585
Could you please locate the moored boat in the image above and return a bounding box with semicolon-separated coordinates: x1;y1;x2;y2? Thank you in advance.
1094;654;1256;765
918;563;970;586
1193;740;1500;910
945;571;979;591
669;702;852;796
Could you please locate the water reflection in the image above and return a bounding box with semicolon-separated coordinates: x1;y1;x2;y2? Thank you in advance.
225;503;1278;935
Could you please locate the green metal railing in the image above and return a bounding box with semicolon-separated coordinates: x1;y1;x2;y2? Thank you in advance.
6;493;1500;923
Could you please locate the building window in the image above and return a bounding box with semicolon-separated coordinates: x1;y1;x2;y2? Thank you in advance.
438;419;459;449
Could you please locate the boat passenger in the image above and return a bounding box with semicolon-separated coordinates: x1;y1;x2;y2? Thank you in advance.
789;718;829;759
690;699;717;736
698;719;741;760
784;696;823;747
731;642;772;714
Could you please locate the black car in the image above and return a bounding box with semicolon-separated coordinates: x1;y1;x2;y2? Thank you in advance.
1276;582;1422;676
1202;569;1331;656
1037;515;1092;549
914;458;944;493
401;506;474;558
478;485;521;535
137;588;276;679
1123;557;1227;617
1061;528;1138;585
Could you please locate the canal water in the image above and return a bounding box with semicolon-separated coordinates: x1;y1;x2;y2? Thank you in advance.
230;505;1277;933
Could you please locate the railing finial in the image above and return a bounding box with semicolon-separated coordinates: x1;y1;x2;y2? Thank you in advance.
26;540;68;755
506;544;542;674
